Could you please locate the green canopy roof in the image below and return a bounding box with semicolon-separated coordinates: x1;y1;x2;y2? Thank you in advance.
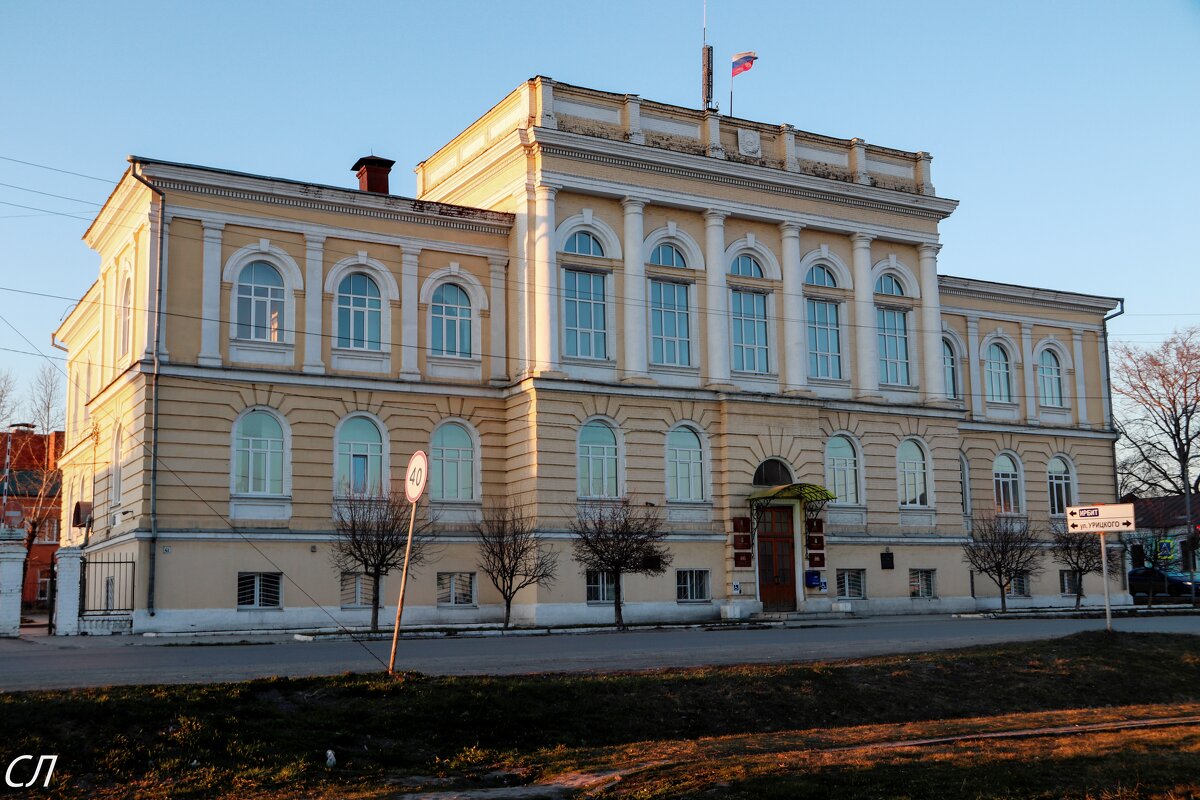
746;483;836;504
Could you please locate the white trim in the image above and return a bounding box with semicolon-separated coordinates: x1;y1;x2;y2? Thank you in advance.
326;253;397;374
991;449;1025;515
896;436;934;510
1046;451;1077;518
870;254;921;299
229;406;293;521
576;415;625;499
723;236;781;281
824;431;863;507
642;225;705;272
664;420;711;505
421;264;485;379
429;418;483;514
223;240;303;366
799;246;853;290
555;212;623;261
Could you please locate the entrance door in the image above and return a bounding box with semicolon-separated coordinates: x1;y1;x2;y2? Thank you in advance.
757;507;796;612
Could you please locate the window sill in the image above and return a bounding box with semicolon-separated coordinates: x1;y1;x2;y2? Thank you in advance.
437;603;478;609
430;501;482;523
808;377;851;386
676;599;712;604
836;596;865;601
230;495;292;522
563;356;616;367
666;501;712;522
331;348;390;374
426;355;481;381
649;362;699;375
237;606;284;611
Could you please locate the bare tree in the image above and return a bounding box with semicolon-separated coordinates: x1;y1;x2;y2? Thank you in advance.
569;497;671;629
1050;528;1112;609
329;488;438;631
476;501;556;629
1112;327;1200;542
962;515;1044;613
14;365;65;607
0;368;16;426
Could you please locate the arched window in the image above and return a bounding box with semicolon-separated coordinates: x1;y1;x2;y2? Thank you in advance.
235;261;285;342
118;277;132;357
431;422;475;501
335;416;383;496
336;273;382;351
234;411;285;495
666;426;703;502
578;420;618;498
943;339;959;400
897;440;928;507
805;265;837;288
1038;349;1064;407
875;274;904;296
752;458;792;486
431;283;472;358
985;343;1012;402
729;254;764;278
650;243;687;268
992;453;1022;514
564;231;604;257
826;435;860;505
1047;456;1073;516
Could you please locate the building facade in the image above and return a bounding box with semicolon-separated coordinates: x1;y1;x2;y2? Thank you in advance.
0;429;63;610
54;78;1124;634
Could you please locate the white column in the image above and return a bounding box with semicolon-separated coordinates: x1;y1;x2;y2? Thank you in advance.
967;315;983;420
488;256;508;384
52;547;82;636
918;243;946;403
198;221;224;367
142;207;168;360
1073;330;1090;426
400;247;420;380
512;190;530;377
532;185;560;375
621;197;648;382
851;233;880;397
302;234;325;374
1021;322;1037;423
703;210;731;387
0;534;25;637
780;221;808;393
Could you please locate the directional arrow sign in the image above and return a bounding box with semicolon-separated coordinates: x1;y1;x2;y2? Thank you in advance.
1065;503;1136;533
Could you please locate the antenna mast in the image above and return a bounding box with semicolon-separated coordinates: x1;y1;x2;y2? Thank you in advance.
701;0;714;110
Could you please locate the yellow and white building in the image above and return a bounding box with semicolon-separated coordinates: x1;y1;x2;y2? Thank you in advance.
52;78;1124;634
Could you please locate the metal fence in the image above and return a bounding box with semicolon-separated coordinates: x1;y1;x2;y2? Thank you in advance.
80;555;135;615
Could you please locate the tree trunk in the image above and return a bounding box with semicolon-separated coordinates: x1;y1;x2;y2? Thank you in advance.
371;571;382;632
998;577;1007;613
503;597;512;630
1074;587;1083;610
612;574;624;630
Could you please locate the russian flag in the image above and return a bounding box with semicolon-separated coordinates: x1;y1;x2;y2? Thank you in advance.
731;51;758;77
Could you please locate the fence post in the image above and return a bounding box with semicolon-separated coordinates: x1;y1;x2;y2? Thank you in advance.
53;547;82;636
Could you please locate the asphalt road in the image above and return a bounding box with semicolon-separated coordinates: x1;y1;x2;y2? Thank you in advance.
2;614;1198;692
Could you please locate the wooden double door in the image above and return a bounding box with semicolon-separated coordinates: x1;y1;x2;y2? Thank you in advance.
757;507;797;612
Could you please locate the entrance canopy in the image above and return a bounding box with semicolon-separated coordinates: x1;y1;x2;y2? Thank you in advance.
747;483;836;530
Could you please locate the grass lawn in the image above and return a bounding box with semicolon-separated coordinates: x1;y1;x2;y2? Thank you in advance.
2;630;1199;798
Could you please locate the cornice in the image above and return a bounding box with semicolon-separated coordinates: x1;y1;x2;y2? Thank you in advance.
938;275;1121;315
134;159;513;236
958;420;1118;441
530;127;959;222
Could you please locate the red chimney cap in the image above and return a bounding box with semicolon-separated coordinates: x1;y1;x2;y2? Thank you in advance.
351;156;396;172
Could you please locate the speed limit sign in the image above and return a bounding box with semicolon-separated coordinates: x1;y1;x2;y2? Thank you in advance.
404;450;428;503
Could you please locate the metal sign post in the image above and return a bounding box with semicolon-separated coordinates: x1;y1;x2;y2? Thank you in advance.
1066;503;1135;633
388;450;428;675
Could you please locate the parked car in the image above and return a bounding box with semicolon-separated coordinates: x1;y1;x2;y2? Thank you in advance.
1128;568;1198;597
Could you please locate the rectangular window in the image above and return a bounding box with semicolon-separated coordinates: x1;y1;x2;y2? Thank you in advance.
36;568;51;602
237;572;282;608
437;572;476;606
909;568;936;598
806;298;842;379
564;270;607;359
37;520;58;544
730;290;769;373
1048;474;1071;517
586;570;616;603
1059;570;1082;595
876;307;910;385
340;572;375;608
836;569;866;599
1007;571;1031;597
650;280;691;366
676;569;711;602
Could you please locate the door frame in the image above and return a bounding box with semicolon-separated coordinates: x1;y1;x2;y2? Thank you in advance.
753;500;805;611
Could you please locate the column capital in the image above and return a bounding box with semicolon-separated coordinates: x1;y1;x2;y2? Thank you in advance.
400;246;421;266
487;255;508;272
201;220;225;235
534;183;559;200
703;209;728;225
779;220;804;238
304;233;327;247
621;196;647;213
917;242;942;257
850;232;875;246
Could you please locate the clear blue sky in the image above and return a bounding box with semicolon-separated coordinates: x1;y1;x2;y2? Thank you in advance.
1;0;1197;393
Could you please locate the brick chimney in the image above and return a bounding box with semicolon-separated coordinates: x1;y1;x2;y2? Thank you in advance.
351;156;396;194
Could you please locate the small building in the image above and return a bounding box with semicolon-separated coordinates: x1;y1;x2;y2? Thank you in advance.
53;78;1124;634
0;429;64;609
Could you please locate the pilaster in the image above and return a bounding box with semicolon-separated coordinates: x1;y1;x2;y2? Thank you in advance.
704;112;726;159
622;96;644;145
918;243;947;403
400;247;421;380
1021;322;1037;423
198;221;224;367
850;138;870;185
703;210;732;387
1073;330;1090;426
967;316;983;420
780;221;810;394
851;233;880;398
488;256;508;384
302;234;326;374
621;197;649;383
532;184;562;375
51;547;82;636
